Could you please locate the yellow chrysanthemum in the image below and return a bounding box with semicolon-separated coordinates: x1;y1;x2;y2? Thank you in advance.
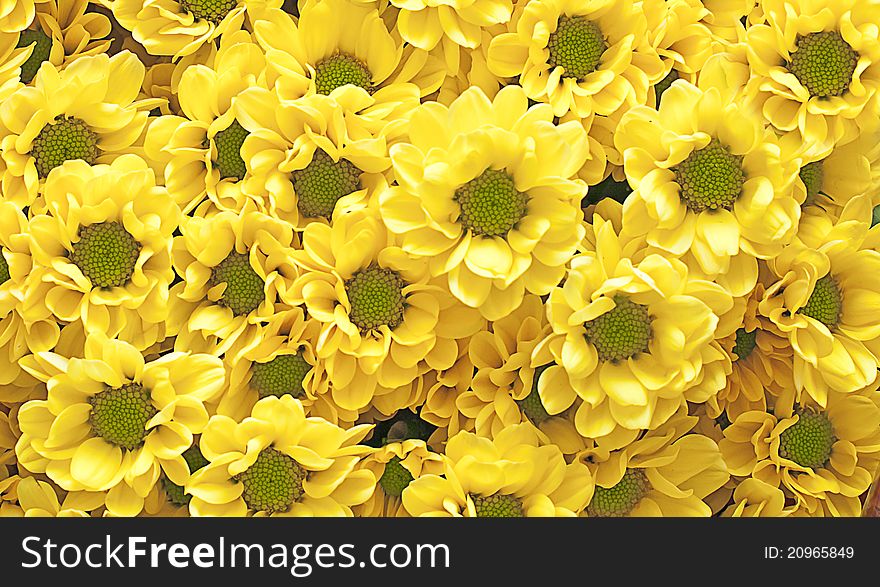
535;206;733;440
14;332;225;516
380;85;590;320
402;423;593;517
169;208;298;355
486;0;664;118
187;394;376;516
615;79;801;297
744;0;880;157
720;385;880;517
144;31;270;214
22;156;179;351
720;478;791;517
758;196;880;406
0;0;50;33
0;51;161;207
288;209;484;413
577;407;729;516
419;342;476;441
0;475;103;517
355;439;444;517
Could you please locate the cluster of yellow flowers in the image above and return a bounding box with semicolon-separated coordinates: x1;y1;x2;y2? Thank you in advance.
0;0;877;518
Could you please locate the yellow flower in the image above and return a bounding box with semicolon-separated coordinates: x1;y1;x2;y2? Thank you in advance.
380;85;590;320
14;332;226;516
535;206;733;439
187;394;376;516
577;407;729;516
758;196;880;406
0;0;49;33
402;423;593;516
0;475;103;517
433;27;507;107
699;0;758;44
22;156;180;351
170;208;298;355
420;342;476;441
288;209;484;413
721;478;791;517
0;51;161;207
615;79;801;297
354;439;444;517
744;0;880;157
486;0;665;118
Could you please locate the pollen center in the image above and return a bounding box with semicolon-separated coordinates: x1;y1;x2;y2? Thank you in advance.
292;149;362;220
674;138;745;213
788;31;858;98
546;15;607;80
17;28;52;84
778;409;836;469
798;274;842;329
454;169;528;237
209;251;265;316
88;383;158;451
30;115;98;179
163;444;209;506
471;493;524;517
345;265;407;332
250;352;311;399
587;468;649;517
213;120;249;181
70;222;141;289
799;160;824;205
584;295;652;362
313;53;373;95
379;456;414;497
517;364;551;425
178;0;238;24
234;446;307;513
732;327;757;361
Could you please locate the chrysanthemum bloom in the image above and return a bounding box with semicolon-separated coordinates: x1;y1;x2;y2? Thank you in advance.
252;2;440;109
14;0;112;85
0;475;103;517
615;80;801;297
0;0;49;33
170;208;298;356
144;31;270;214
380;85;590;320
758;196;880;405
420;343;476;441
402;424;593;517
720;385;880;516
534;208;732;439
14;333;226;516
743;0;880;158
486;0;665;118
234;86;397;230
187;394;376;516
0;51;162;207
288;209;484;413
720;478;792;517
103;0;270;59
355;439;444;517
578;407;729;516
22;156;180;351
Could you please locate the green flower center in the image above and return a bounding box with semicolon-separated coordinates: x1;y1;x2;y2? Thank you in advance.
178;0;238;24
471;493;524;517
654;69;679;107
292;149;362;220
788;31;858;98
70;222;141;289
88;383;158;451
674;138;745;213
798;274;842;329
313;53;373;95
209;251;265;316
778;408;836;469
250;352;311;399
587;469;649;517
799;160;825;205
345;265;407;332
517;364;551;425
379;456;414;497
17;27;52;84
546;15;607;80
213;120;249;181
234;446;308;513
163;444;210;506
584;295;652;363
732;327;757;361
454;169;528;238
0;250;9;286
30;115;98;179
